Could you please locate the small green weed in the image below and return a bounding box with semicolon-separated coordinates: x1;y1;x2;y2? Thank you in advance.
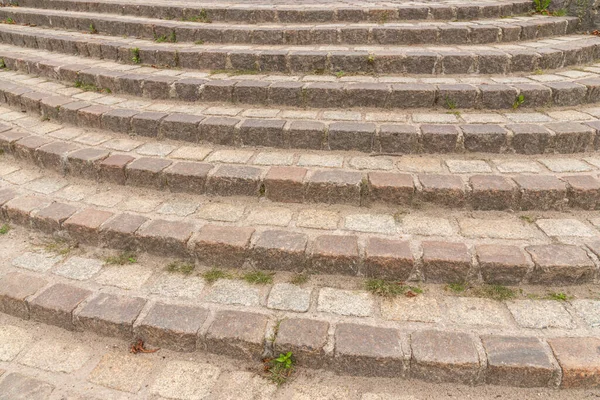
445;96;457;110
552;8;567;16
265;352;294;385
194;39;205;45
74;80;111;93
202;268;230;283
105;251;137;265
1;17;15;24
186;9;211;23
0;223;10;234
513;94;525;109
365;279;422;298
0;58;5;69
166;260;195;275
154;34;168;43
131;47;141;64
44;238;76;256
546;292;570;301
88;23;97;34
367;54;375;64
533;68;544;75
446;282;467;293
289;273;309;285
519;215;537;224
534;0;551;12
472;285;517;301
335;70;346;78
243;270;274;285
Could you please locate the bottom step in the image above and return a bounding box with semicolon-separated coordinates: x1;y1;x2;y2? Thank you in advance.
0;226;599;389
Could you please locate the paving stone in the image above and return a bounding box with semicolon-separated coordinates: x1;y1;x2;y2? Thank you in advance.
444;297;513;327
411;330;480;384
95;264;153;290
536;219;596;237
193;225;254;268
247;206;293;227
63;208;114;244
547;337;600;388
135;302;208;352
150;273;206;298
205;279;261;306
469;175;518;210
197;202;246;222
203;310;268;360
307;170;362;206
401;215;455;236
296;209;339;229
507;300;575;329
476;244;532;285
76;293;146;339
311;235;359;275
207;165;263;196
267;283;311;312
0;272;47;319
446;160;492;174
297;154;344;168
513;175;567;210
88;352;154;393
481;336;557;387
459;218;540;239
274;318;329;368
99;213;148;250
344;214;397;234
363;238;413;280
53;256;104;280
396;156;443;173
526;244;595;285
421;241;471;284
362;395;418;400
28;283;92;330
418;174;465;207
0;373;55;400
571;299;600;328
290;385;357;400
214;371;277;400
334;323;406;377
253;230;308;271
381;296;441;323
19;339;92;373
317;287;375;317
264;166;307;203
11;251;61;272
137;219;195;256
368;172;414;205
151;360;221;400
157;201;199;216
539;158;593;172
0;325;30;361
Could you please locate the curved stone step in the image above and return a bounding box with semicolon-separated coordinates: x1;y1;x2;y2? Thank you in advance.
1;157;600;285
0;7;579;46
0;225;599;387
1;0;534;24
4;43;600;111
0;23;597;75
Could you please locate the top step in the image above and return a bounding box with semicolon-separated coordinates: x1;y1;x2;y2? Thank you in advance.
0;0;534;24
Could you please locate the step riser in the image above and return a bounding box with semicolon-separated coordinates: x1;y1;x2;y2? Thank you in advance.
1;187;598;286
3;79;600;156
6;53;600;111
2;131;600;213
0;8;579;46
0;25;598;75
0;276;583;388
0;0;535;24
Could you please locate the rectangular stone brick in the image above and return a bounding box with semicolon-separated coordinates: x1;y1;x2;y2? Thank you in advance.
563;175;600;210
206;165;263;196
75;293;146;340
3;196;52;226
513;175;567;210
126;157;172;188
411;330;480;384
99;154;135;185
548;337;600;389
252;229;308;271
239;118;286;148
192;225;254;268
134;302;208;352
99;213;148;250
264;166;307;203
200;116;239;145
420;125;459;153
28;283;92;330
78;105;111;129
438;84;477;109
479;84;518;109
335;323;407;377
461;124;507;153
274;318;329;368
31;202;78;233
368;172;413;205
546;122;594;153
418;174;465;207
101;108;138;133
476;244;532;285
164;162;212;193
378;124;418;153
328;122;375;152
14;136;53;161
36;141;81;170
63;208;114;245
482;336;557;388
306;170;362;206
469;175;517;210
504;123;551;154
311;235;359;275
137;219;195;257
388;83;435;108
421;241;471;283
160;113;203;142
363;238;413;280
131;112;167;137
67;148;110;179
202;310;268;360
0;272;47;319
287;120;325;150
526;244;595;285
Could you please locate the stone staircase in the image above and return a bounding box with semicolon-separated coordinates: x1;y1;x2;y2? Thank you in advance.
0;0;599;391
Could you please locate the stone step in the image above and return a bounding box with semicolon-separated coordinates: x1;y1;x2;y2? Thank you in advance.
2;140;600;285
1;0;534;24
5;44;600;111
5;118;600;212
1;228;599;388
0;23;597;74
0;7;578;46
4;69;600;155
